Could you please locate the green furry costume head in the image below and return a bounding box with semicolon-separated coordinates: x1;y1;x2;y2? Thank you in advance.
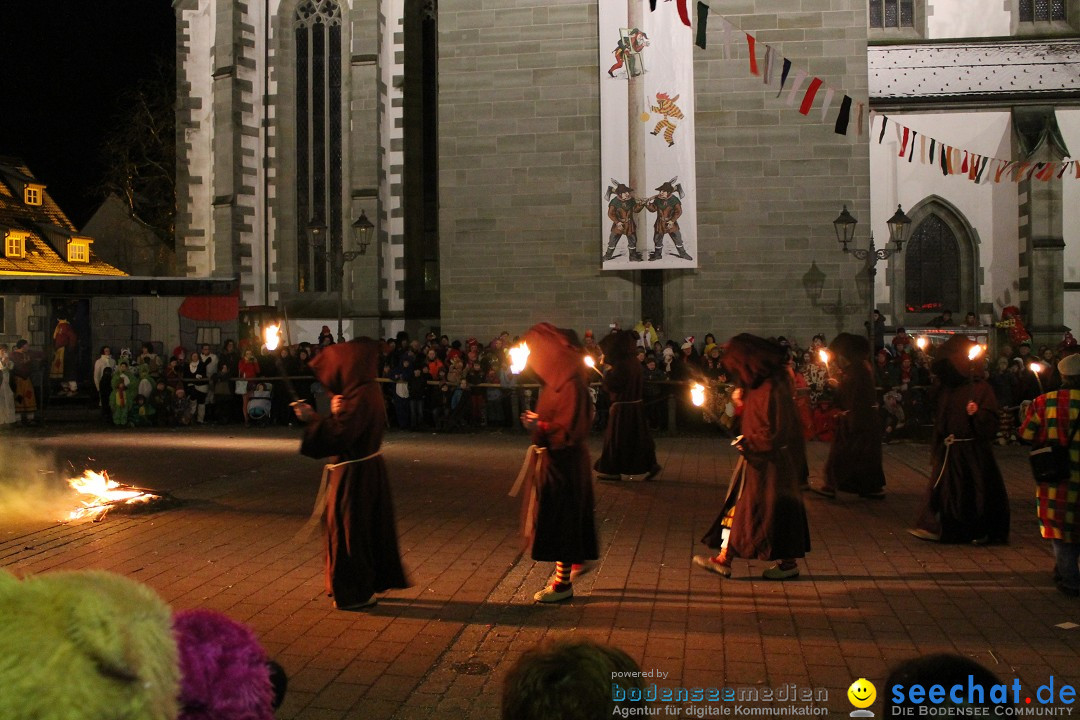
0;569;179;720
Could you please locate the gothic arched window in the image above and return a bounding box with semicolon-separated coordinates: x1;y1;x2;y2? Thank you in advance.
295;0;343;293
904;214;960;314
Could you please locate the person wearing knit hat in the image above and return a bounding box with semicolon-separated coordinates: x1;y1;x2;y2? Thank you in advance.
909;335;1009;544
811;333;886;499
0;569;180;720
1020;351;1080;596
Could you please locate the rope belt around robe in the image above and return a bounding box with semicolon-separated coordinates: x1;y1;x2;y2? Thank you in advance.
292;450;384;542
509;444;547;550
932;434;974;489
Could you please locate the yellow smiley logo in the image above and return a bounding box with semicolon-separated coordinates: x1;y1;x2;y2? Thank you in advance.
847;678;876;709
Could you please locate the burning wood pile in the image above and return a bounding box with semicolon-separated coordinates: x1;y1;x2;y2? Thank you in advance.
67;470;171;522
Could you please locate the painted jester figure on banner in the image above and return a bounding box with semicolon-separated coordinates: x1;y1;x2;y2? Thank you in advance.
645;180;691;261
649;92;683;146
607;27;649;78
604;181;646;262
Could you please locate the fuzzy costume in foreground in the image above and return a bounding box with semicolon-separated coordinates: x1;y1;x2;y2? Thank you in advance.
174;608;278;720
0;568;179;720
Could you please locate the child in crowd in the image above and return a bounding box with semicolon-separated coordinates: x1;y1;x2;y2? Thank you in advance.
98;366;114;423
150;380;173;426
248;383;272;422
110;378;130;427
173;387;194;426
130;394;155;427
881;388;905;443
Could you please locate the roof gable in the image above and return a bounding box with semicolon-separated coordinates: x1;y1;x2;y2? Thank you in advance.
0;157;125;278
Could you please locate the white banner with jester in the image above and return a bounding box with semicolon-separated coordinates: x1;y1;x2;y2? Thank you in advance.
599;0;697;270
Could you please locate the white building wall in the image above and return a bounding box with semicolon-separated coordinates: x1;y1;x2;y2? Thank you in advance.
180;0;216;278
1058;109;1080;333
378;0;405;336
926;1;1011;38
871;111;1016;322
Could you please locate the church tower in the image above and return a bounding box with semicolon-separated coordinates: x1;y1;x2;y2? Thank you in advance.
175;0;439;338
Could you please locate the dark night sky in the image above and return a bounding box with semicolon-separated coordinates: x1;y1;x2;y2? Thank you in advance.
0;1;175;226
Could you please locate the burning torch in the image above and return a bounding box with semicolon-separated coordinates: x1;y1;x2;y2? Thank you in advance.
509;342;531;375
263;324;301;403
1029;361;1045;393
691;382;706;407
583;354;605;378
916;336;928;352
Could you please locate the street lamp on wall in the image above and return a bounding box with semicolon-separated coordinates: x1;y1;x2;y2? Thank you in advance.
886;203;912;250
308;213;369;343
831;204;912;343
351;210;374;255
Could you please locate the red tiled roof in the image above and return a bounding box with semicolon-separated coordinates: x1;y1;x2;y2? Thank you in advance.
0;157;126;277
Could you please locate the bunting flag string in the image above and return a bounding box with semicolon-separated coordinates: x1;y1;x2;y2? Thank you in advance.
694;7;1077;184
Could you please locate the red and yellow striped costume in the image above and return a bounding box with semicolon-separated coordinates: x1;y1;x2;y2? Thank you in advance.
650;94;683;146
1020;389;1080;541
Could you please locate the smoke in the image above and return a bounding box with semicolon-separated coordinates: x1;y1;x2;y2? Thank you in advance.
0;443;74;524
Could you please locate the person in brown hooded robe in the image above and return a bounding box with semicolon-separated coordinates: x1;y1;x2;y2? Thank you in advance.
515;323;599;603
909;335;1009;544
693;334;810;580
813;332;886;499
292;338;410;610
593;330;661;480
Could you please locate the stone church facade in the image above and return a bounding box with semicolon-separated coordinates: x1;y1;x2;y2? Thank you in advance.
174;0;1078;346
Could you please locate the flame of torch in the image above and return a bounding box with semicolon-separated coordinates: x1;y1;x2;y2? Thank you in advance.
263;324;281;352
1030;361;1044;374
691;382;706;407
509;342;530;374
818;349;830;365
967;344;984;361
916;336;928;351
583;355;605;377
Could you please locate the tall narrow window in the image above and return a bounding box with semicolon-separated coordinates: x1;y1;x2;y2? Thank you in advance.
1019;0;1066;21
870;0;915;28
295;0;343;293
904;214;960;314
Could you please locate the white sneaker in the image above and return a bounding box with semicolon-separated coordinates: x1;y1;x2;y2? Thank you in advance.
534;584;573;603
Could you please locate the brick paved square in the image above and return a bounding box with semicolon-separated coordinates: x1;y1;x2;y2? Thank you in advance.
2;426;1078;717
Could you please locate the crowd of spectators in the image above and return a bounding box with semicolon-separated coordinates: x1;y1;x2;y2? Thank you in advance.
36;317;1073;443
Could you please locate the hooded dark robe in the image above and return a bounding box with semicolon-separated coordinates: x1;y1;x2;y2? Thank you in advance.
823;333;886;495
301;339;409;605
522;323;599;563
701;334;810;560
913;335;1009;543
594;330;660;476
